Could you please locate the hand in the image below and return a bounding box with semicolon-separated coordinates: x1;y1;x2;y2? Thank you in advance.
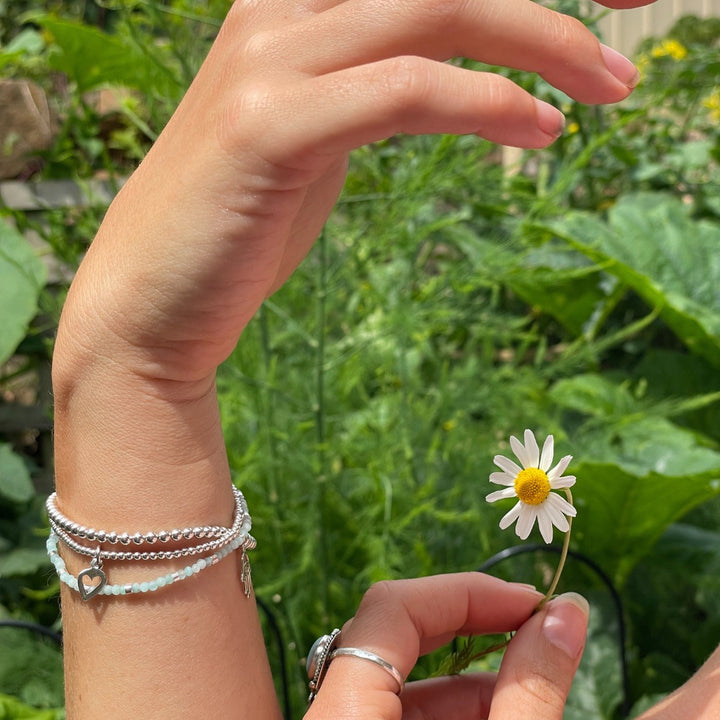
304;573;589;720
635;644;720;720
55;0;657;393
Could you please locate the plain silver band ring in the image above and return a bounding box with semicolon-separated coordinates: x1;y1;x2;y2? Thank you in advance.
330;647;404;694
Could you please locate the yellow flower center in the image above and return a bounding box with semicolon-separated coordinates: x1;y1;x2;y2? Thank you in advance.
514;468;551;505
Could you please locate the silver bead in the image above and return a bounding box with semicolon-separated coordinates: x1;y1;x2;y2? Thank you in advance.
194;527;205;538
96;530;106;543
85;528;96;542
183;529;194;540
119;533;131;546
107;532;118;544
171;529;182;542
158;531;170;543
132;533;144;545
145;532;157;545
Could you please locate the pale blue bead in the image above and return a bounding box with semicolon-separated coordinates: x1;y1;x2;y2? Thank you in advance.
157;576;167;587
131;583;141;593
148;581;158;591
139;582;149;593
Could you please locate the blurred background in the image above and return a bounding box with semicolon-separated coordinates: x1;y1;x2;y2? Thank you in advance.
1;2;719;718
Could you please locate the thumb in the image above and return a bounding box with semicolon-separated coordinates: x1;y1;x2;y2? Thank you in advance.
489;592;589;720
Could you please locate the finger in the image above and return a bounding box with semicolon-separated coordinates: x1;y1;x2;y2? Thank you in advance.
306;574;542;719
635;644;720;719
596;0;659;7
241;59;565;171
246;0;638;105
400;673;497;720
489;593;589;720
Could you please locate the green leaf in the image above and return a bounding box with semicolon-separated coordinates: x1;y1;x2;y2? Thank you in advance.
0;625;64;711
0;548;50;579
550;374;638;418
0;444;34;504
0;223;46;366
572;418;720;584
0;694;61;719
542;193;720;366
33;15;181;97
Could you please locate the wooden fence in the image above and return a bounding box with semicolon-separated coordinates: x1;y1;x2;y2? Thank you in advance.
593;0;718;56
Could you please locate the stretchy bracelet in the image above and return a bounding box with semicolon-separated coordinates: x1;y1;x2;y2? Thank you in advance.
46;488;243;545
47;530;256;601
45;486;256;601
48;488;250;562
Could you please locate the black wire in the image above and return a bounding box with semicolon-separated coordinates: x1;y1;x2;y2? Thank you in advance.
256;596;292;720
477;544;631;718
0;619;63;646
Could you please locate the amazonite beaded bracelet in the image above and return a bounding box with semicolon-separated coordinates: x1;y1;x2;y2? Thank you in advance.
47;530;255;600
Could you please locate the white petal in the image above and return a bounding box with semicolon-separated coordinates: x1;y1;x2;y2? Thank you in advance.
486;487;517;503
524;429;540;468
547;454;572;481
516;505;537;540
543;495;570;532
489;471;515;486
509;435;530;468
499;502;523;530
550;475;576;489
493;454;523;478
547;492;577;518
539;434;554;472
537;509;554;544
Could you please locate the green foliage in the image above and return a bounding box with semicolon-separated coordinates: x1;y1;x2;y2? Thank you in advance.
0;223;46;366
1;3;719;718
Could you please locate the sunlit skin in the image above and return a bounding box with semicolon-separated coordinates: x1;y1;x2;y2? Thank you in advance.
51;0;720;718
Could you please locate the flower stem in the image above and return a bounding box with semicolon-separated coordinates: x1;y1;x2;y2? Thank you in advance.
537;488;573;610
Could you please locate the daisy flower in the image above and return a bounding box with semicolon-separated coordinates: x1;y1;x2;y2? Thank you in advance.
486;429;576;544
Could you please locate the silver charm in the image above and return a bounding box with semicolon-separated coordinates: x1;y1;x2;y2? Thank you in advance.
78;551;106;601
240;550;253;598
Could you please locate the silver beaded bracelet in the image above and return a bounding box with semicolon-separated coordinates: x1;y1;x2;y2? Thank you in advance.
46;486;256;601
46;489;242;545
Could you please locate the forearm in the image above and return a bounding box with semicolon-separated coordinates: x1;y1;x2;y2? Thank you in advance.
53;297;280;720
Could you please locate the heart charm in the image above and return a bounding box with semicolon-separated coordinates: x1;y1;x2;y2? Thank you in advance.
78;566;107;601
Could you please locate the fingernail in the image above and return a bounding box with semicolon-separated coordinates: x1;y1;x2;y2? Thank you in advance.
534;99;565;138
600;44;640;89
542;593;589;660
510;582;542;595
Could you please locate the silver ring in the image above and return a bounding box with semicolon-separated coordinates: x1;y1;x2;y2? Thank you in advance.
330;647;404;694
306;629;341;704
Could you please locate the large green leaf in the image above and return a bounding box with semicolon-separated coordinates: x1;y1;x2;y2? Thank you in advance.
34;15;181;98
568;415;720;584
542;193;720;366
0;223;46;366
0;444;34;504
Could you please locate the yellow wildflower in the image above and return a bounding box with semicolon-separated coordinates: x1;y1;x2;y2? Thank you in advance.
703;90;720;122
650;39;688;61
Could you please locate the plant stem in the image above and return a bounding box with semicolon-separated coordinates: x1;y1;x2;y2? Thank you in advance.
537;488;574;609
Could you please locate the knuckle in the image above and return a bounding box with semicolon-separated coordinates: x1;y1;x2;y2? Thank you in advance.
377;56;431;108
418;0;470;26
513;664;568;712
360;580;396;610
240;29;282;67
548;13;591;60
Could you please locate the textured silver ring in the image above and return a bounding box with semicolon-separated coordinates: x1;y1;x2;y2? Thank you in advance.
330;647;404;694
307;628;341;704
